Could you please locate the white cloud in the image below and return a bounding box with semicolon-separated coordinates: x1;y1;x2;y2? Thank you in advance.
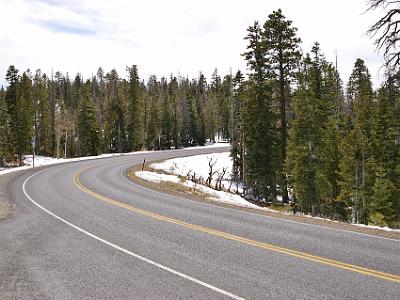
0;0;385;87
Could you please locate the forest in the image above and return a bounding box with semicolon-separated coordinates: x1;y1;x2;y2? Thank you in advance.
1;5;399;228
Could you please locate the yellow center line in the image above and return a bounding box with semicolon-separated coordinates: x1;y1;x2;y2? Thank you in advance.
73;169;400;283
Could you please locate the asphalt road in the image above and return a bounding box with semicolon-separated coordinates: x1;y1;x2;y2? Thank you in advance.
0;147;399;299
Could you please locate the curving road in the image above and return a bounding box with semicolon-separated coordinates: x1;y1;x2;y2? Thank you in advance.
0;147;399;299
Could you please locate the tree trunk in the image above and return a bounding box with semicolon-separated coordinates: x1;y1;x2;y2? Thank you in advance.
279;54;289;203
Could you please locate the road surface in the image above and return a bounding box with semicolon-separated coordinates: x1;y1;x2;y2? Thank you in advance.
0;147;399;299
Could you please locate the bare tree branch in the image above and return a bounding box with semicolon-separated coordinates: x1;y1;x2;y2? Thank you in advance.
367;0;400;72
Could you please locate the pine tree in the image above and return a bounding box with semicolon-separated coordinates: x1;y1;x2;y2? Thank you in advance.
287;45;342;216
77;81;101;156
221;74;233;140
14;71;34;165
0;87;9;166
169;76;181;148
160;77;173;149
195;73;207;145
242;22;276;200
33;69;52;156
230;71;245;191
287;54;321;214
338;59;375;224
5;66;19;162
104;69;126;153
369;87;400;227
206;70;220;142
262;9;302;203
125;66;144;151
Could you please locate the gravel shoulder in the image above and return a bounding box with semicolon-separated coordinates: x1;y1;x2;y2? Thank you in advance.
0;172;22;221
128;164;400;240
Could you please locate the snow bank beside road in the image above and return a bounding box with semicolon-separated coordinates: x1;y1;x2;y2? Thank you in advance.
135;170;265;210
150;152;234;189
0;153;140;176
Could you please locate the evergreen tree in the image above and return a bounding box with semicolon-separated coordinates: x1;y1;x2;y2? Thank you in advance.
160;78;174;149
242;22;276;200
5;65;19;162
287;45;342;216
262;9;302;203
33;69;52;156
338;59;375;224
230;71;245;191
221;74;233;140
77;82;101;156
126;65;144;151
287;54;321;215
103;70;126;152
14;71;34;165
195;73;207;145
206;70;220;142
169;76;181;148
0;87;9;166
369;87;400;226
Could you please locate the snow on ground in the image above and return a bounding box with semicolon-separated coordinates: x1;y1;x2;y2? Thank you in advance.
181;141;229;151
135;170;271;211
136;171;181;184
0;153;142;175
0;142;229;176
150;152;236;190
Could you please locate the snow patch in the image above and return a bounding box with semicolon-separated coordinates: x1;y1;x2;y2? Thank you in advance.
0;152;151;176
150;152;235;190
135;171;181;184
135;170;271;211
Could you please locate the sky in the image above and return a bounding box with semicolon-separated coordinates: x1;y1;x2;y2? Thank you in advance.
0;0;386;88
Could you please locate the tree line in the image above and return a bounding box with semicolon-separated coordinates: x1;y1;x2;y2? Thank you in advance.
0;66;232;164
230;9;400;228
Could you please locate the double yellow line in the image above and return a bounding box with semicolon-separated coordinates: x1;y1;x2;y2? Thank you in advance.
74;170;400;283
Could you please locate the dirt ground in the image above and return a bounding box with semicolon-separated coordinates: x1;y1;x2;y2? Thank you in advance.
0;172;19;221
128;165;400;240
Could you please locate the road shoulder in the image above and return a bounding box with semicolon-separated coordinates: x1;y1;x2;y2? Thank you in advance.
127;164;400;241
0;172;21;221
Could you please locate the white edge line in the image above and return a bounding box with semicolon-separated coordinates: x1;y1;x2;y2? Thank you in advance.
22;168;245;300
120;167;400;243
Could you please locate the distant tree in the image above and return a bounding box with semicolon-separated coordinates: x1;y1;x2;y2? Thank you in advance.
230;71;245;191
195;73;207;145
221;74;233;140
169;76;181;148
33;69;52;156
77;82;101;156
126;65;144;151
13;71;34;165
160;77;173;149
5;66;19;162
146;75;161;150
104;69;126;153
206;69;220;142
0;87;9;166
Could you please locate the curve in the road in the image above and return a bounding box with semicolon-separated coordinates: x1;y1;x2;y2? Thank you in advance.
10;148;399;299
72;167;400;284
22;167;245;300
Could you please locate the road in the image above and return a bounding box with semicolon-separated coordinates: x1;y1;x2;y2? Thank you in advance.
0;147;399;299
